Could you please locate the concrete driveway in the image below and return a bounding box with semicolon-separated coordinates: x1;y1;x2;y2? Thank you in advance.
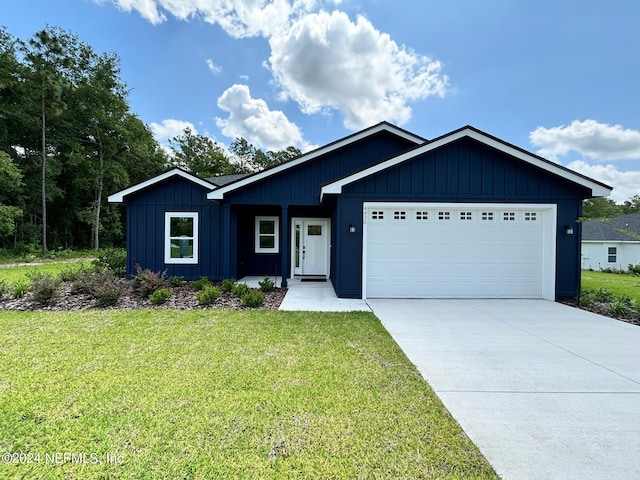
368;299;640;480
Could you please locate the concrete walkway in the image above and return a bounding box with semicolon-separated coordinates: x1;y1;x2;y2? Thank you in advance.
368;299;640;480
239;276;371;312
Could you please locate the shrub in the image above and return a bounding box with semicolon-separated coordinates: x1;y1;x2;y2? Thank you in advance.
12;281;29;298
231;282;250;298
132;265;168;298
58;263;91;282
92;280;124;307
92;248;127;277
169;275;184;287
241;289;265;308
592;288;614;303
258;276;275;293
220;278;236;292
191;276;211;291
149;287;172;305
628;264;640;275
196;284;220;305
27;272;62;305
0;279;9;299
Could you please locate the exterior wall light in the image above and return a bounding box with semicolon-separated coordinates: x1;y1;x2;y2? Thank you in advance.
564;224;574;235
349;224;356;233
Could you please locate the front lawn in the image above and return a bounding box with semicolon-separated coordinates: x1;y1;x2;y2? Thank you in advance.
0;260;90;284
582;270;640;303
0;309;497;479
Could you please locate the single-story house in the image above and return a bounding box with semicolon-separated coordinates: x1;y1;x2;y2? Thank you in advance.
581;213;640;271
108;122;612;301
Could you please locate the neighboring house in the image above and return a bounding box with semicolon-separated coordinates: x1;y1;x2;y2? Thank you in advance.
581;213;640;271
108;122;612;301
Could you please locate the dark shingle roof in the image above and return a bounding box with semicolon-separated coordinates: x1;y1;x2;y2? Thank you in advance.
206;173;251;187
582;213;640;241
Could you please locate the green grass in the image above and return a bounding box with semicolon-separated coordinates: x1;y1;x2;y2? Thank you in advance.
0;310;497;479
582;271;640;302
0;260;90;284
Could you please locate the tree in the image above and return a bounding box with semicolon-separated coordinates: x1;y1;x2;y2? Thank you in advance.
622;195;640;214
0;151;23;240
229;138;301;173
169;128;234;178
581;197;622;219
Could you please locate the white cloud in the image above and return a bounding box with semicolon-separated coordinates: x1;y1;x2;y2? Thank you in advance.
530;120;640;161
149;118;197;143
566;161;640;203
96;0;318;37
215;84;304;150
206;58;222;74
268;10;448;130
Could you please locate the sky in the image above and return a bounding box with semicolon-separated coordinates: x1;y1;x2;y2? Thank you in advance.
2;0;639;202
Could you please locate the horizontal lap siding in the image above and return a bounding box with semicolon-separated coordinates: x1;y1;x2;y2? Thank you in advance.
125;178;221;280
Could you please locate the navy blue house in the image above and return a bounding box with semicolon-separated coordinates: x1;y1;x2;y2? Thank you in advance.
108;122;612;301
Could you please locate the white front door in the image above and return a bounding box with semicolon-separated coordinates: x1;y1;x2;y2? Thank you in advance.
292;218;330;277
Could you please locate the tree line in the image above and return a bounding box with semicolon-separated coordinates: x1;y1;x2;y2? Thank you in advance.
0;26;300;254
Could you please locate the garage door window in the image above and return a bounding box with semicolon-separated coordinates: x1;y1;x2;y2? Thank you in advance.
416;211;429;220
393;211;406;220
371;210;384;220
481;212;494;221
438;211;451;220
503;212;516;221
525;212;537;221
460;212;473;221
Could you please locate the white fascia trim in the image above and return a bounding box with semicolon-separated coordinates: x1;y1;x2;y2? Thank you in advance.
582;240;640;244
321;128;613;200
207;123;425;200
108;168;216;203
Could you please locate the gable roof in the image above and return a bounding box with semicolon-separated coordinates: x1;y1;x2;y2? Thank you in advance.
206;173;251;187
320;125;613;200
108;168;216;203
207;122;426;200
582;213;640;242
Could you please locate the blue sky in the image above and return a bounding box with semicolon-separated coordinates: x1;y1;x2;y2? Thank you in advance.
3;0;639;201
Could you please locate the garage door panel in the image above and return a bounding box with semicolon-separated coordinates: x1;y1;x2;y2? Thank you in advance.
364;204;555;299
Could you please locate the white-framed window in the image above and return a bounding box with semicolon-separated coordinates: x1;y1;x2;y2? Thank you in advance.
524;212;537;221
460;211;473;221
481;212;494;221
503;212;516;221
438;211;451;220
371;210;384;220
416;211;429;220
255;216;279;253
164;212;198;264
607;247;617;263
393;211;406;220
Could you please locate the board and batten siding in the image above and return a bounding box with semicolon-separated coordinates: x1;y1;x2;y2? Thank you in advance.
125;177;221;280
332;137;589;300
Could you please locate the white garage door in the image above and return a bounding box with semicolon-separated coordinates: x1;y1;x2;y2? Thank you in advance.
364;203;556;300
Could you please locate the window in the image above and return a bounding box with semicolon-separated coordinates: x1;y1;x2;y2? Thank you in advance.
460;211;473;221
481;212;494;221
307;225;322;236
164;212;198;264
503;212;516;221
438;211;451;220
371;210;384;220
608;247;617;263
393;211;406;220
255;216;279;253
416;211;429;220
524;212;537;221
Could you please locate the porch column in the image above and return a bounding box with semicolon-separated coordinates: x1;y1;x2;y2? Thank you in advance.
280;205;289;287
221;204;231;279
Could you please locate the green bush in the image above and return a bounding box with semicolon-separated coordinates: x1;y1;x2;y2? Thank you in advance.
131;265;168;298
92;248;127;277
196;284;220;305
71;269;124;307
241;289;266;308
149;287;172;305
12;281;29;298
169;275;184;287
231;282;250;298
0;279;9;299
27;272;62;305
191;276;211;291
628;264;640;275
92;280;124;307
258;276;275;293
220;278;236;292
58;263;91;282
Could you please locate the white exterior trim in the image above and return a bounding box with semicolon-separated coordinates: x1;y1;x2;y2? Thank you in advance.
255;216;280;253
321;128;612;200
108;168;216;203
207;123;424;200
361;202;557;300
164;212;199;264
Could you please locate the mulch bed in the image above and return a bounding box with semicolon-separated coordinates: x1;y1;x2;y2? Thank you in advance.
561;299;640;327
0;279;287;311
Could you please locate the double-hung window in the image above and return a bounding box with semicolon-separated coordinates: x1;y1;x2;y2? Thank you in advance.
255;216;279;253
164;212;198;264
607;247;617;263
